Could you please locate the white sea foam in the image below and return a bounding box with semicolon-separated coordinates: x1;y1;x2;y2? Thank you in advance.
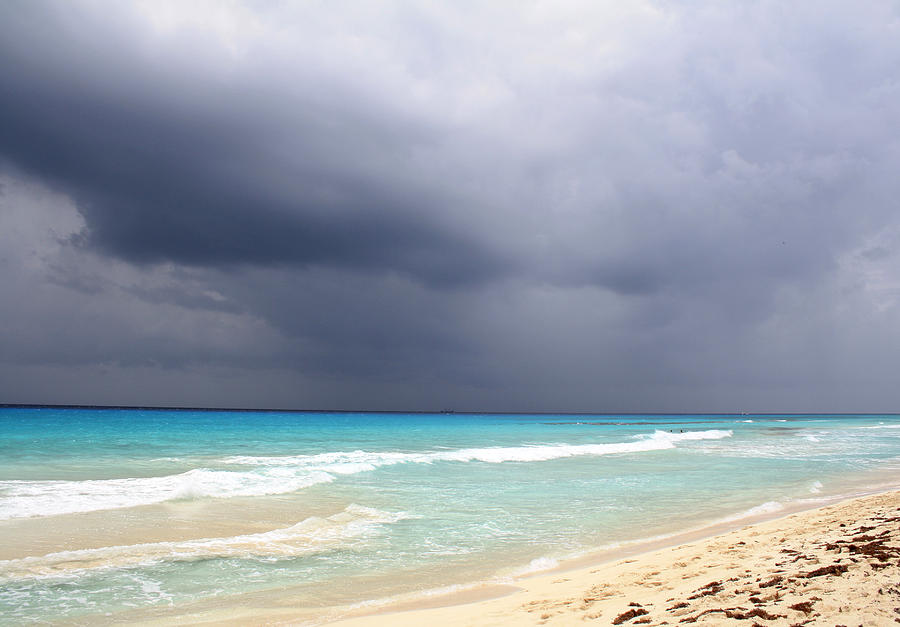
1;430;732;519
715;501;784;524
225;429;733;468
0;504;408;580
0;468;336;520
509;556;560;576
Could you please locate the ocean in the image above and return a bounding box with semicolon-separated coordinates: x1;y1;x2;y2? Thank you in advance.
2;408;899;624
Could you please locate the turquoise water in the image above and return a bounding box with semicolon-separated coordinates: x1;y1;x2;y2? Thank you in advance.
2;409;900;624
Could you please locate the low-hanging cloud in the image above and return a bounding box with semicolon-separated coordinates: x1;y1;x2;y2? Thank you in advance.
2;0;900;411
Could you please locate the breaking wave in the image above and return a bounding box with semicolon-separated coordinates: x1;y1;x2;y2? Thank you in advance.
1;430;731;519
0;505;408;580
0;469;335;519
225;429;733;467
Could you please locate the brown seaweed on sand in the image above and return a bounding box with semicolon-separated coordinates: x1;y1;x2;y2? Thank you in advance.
679;607;787;623
687;581;723;599
788;601;815;614
802;564;848;578
612;607;649;624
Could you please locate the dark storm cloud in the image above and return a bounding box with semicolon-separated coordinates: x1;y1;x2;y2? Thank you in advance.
0;1;511;288
3;1;895;299
2;0;900;411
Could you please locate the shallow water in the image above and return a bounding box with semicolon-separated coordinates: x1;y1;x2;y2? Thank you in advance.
2;409;899;624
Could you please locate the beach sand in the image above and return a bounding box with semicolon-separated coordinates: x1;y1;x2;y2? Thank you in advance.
326;491;900;627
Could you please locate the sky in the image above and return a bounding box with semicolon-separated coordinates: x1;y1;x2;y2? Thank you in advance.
2;0;900;412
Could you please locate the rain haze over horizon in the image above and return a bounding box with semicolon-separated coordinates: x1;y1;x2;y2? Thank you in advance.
2;1;900;412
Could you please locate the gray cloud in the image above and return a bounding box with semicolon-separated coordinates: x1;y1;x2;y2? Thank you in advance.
2;1;900;411
0;1;513;288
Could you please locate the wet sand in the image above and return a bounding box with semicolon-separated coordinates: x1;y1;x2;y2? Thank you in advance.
328;490;900;626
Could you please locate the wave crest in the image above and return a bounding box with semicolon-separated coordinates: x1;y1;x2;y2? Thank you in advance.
0;468;336;520
0;504;408;580
1;430;732;519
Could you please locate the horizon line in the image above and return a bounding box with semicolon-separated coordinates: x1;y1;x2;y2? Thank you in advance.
1;403;898;417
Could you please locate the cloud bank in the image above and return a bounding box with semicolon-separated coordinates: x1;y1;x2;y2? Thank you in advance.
2;0;900;411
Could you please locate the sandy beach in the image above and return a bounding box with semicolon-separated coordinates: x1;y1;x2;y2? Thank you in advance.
328;490;900;627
